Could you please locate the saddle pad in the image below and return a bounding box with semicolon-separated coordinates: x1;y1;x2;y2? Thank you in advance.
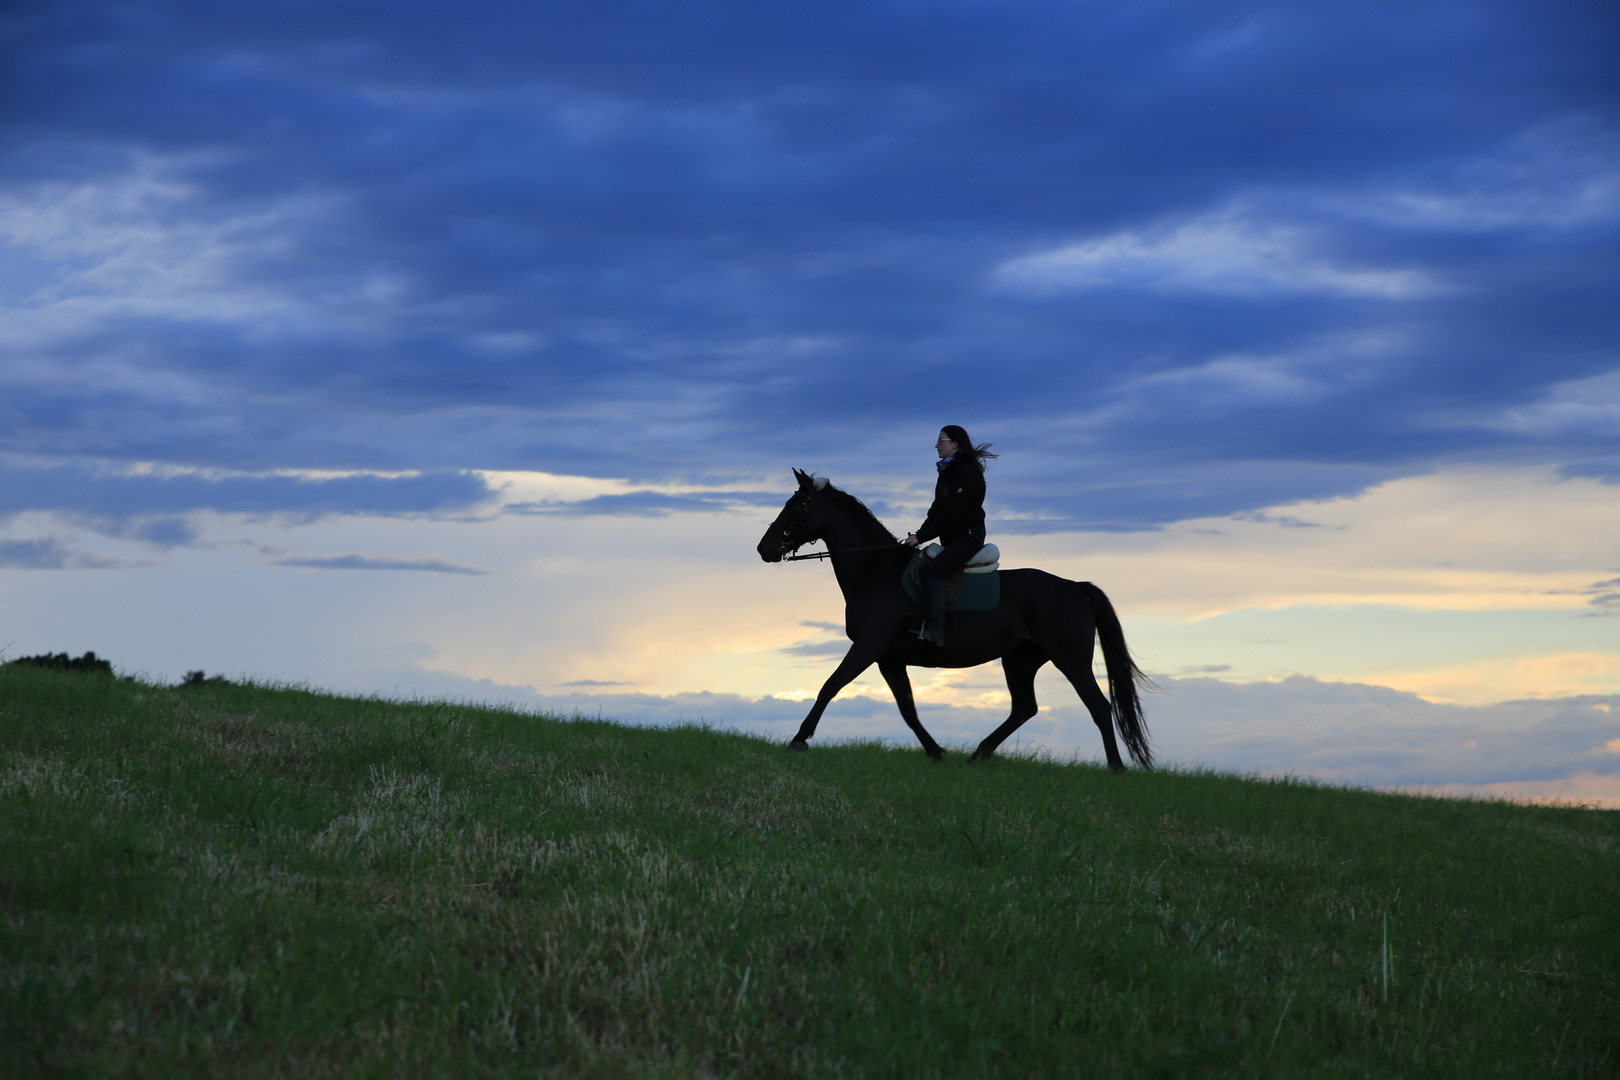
902;553;1002;612
921;541;1000;573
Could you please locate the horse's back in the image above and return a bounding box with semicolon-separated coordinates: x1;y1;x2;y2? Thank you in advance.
996;566;1095;629
998;565;1084;593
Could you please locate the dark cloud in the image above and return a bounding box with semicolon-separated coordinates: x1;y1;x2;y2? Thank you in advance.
1578;576;1620;608
2;0;1617;526
0;459;494;540
0;538;124;569
267;553;488;574
778;640;854;658
1230;512;1344;530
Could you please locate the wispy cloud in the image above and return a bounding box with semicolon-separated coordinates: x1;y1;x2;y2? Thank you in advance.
267;553;489;575
995;211;1449;299
1231;511;1345;530
509;490;778;517
778;640;852;658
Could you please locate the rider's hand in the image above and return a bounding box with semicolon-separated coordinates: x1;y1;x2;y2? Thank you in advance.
904;533;920;547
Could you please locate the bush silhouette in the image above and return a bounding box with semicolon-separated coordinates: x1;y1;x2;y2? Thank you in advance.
5;651;114;675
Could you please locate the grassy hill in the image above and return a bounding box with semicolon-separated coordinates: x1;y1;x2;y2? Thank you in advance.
2;664;1616;1077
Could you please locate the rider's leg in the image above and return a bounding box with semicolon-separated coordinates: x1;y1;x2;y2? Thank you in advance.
919;577;948;646
916;533;983;646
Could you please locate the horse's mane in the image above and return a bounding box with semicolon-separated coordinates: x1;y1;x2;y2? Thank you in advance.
820;482;898;542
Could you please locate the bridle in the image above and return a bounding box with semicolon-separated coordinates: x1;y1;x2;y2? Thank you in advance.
775;490;905;562
783;542;906;562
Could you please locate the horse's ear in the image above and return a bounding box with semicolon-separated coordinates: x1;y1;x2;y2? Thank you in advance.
813;476;829;490
794;468;812;489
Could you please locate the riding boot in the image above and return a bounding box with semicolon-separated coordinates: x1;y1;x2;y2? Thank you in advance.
917;577;948;646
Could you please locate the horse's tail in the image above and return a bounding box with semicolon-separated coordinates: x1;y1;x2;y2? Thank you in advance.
1078;582;1155;769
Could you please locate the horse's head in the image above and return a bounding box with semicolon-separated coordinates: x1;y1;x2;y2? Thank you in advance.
757;468;828;562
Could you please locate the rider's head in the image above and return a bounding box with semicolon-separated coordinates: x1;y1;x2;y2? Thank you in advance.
938;425;997;470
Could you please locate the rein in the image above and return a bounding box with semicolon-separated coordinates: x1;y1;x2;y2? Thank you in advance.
783;542;907;562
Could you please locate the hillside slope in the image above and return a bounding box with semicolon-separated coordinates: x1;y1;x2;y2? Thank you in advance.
2;666;1616;1077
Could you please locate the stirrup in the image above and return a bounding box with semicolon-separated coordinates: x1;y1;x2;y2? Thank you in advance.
916;622;946;647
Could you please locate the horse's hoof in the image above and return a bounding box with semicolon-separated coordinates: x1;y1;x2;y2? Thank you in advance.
788;739;809;753
969;748;992;764
926;747;945;762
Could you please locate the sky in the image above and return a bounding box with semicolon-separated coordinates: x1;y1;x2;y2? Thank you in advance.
2;0;1618;804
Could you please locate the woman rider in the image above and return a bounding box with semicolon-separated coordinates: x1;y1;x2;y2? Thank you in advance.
903;425;996;646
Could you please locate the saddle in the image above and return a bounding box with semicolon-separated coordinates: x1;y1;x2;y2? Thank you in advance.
903;543;1002;609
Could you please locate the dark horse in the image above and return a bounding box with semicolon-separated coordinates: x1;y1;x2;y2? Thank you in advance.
757;470;1153;770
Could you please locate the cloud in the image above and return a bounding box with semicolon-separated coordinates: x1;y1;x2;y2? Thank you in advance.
994;212;1448;299
778;639;854;658
0;0;1616;533
0;458;495;541
1366;651;1620;705
1138;676;1620;793
1230;511;1343;530
1348;119;1620;232
510;490;778;517
1007;466;1620;628
267;553;489;575
0;538;124;570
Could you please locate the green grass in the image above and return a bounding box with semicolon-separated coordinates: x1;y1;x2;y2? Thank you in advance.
2;665;1616;1077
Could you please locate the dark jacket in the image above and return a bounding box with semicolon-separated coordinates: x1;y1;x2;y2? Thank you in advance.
916;456;986;544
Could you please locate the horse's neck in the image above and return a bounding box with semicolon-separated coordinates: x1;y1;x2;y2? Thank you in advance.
821;498;889;553
829;548;897;599
822;500;895;596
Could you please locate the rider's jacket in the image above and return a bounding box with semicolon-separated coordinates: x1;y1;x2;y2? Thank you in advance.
916;455;986;544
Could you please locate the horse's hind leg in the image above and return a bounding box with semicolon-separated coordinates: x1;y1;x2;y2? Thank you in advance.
1051;655;1126;772
878;659;944;761
971;642;1045;761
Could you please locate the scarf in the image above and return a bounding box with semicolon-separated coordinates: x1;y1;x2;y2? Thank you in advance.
936;454;955;473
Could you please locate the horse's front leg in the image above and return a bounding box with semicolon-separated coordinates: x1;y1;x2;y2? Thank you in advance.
789;642;882;751
878;659;943;761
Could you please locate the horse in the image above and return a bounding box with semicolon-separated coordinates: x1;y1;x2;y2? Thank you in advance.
756;469;1153;770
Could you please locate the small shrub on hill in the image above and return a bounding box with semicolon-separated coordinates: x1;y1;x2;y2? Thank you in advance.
2;650;113;675
179;669;230;687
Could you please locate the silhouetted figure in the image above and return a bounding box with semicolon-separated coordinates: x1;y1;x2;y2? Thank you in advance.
903;425;996;646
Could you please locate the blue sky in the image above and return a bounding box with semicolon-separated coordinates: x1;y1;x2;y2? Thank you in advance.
3;1;1618;800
